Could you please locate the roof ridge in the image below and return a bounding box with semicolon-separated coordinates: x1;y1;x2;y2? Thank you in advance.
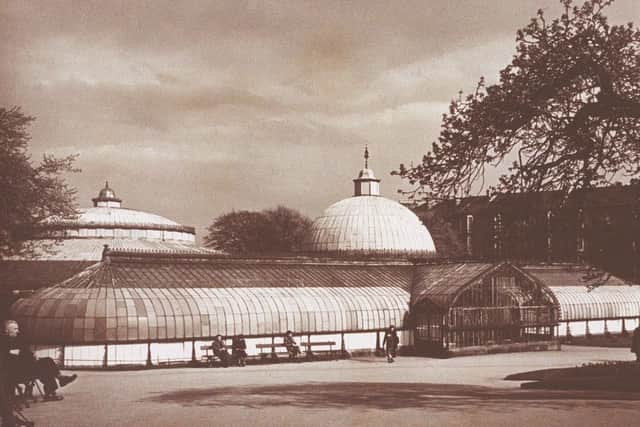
101;246;422;266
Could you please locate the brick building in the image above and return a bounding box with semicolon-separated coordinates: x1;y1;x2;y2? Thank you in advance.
414;184;640;280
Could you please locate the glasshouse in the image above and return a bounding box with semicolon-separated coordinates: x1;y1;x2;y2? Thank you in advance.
412;263;559;356
523;265;640;337
4;153;640;367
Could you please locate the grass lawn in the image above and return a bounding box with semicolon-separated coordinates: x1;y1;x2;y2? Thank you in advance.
562;333;633;348
505;361;640;391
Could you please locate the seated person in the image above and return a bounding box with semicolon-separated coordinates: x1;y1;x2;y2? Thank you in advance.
1;331;16;427
2;320;37;426
632;325;640;363
283;331;300;359
33;354;77;401
0;381;15;427
211;335;230;367
231;335;247;367
3;320;76;402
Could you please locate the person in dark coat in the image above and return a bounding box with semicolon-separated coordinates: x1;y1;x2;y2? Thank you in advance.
211;335;230;367
3;320;77;403
231;335;247;367
0;375;16;427
382;325;399;363
283;331;300;359
30;354;77;400
631;326;640;363
1;320;18;427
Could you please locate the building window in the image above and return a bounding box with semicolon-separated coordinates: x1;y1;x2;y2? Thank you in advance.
493;213;503;258
577;208;585;253
546;210;553;257
466;214;474;256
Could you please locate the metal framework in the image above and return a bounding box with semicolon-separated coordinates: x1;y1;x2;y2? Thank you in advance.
412;263;559;353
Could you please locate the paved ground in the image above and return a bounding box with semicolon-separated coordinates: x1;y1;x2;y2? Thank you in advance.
19;346;640;427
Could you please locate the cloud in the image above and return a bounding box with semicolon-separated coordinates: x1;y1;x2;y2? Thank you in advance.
1;0;638;240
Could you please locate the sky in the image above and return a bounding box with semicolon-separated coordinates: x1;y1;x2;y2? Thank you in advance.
1;0;638;241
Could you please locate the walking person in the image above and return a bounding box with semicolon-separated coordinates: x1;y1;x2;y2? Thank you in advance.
382;325;399;363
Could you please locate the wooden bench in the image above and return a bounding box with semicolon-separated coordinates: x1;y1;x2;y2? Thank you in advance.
200;345;221;367
300;341;338;360
255;343;291;360
255;341;339;361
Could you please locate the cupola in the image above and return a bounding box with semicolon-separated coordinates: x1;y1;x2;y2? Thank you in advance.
92;181;122;208
353;147;381;196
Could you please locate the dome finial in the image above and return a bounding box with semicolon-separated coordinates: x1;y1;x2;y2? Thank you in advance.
364;146;369;169
353;148;380;196
92;180;122;208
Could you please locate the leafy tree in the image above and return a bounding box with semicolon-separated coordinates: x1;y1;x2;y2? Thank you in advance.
395;0;640;200
415;205;468;259
203;210;269;254
0;106;78;259
204;206;312;255
262;206;313;253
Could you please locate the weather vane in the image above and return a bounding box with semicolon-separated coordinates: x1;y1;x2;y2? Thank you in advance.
364;145;369;169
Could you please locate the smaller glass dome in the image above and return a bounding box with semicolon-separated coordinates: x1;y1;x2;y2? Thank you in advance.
40;182;196;243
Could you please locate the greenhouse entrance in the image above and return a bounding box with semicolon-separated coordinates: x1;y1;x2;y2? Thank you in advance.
411;263;560;356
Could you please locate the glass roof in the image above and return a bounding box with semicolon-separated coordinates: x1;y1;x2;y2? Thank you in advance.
10;252;414;344
12;285;410;344
551;286;640;321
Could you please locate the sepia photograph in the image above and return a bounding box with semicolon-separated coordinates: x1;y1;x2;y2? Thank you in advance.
1;0;640;426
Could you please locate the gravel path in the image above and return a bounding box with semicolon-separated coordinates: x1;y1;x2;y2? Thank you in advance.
20;346;639;427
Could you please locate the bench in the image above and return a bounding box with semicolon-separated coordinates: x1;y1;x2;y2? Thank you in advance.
255;343;292;360
200;345;221;367
255;341;339;361
300;341;338;360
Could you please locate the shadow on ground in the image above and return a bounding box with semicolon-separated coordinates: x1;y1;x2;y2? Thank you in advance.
143;382;640;411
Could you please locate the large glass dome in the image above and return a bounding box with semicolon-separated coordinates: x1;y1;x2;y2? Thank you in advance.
304;149;436;257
